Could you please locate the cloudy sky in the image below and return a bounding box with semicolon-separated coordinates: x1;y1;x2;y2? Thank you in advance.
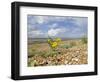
27;15;88;38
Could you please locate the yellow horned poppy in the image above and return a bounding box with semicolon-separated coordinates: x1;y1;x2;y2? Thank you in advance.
55;38;61;43
51;42;58;48
47;38;61;49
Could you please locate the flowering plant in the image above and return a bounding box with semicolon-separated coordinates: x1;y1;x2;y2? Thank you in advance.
47;37;61;50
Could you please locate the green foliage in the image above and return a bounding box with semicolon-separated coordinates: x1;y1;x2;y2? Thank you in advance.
28;60;38;67
38;51;49;57
28;48;59;58
81;37;87;44
60;41;76;49
28;49;35;57
28;61;32;67
41;50;59;57
60;44;72;49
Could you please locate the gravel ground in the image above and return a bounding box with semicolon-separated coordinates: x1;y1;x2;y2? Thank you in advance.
28;42;88;67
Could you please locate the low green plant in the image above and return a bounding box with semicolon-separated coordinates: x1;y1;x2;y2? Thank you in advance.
47;37;61;50
42;50;59;57
81;37;87;44
28;49;36;58
28;61;32;67
60;44;72;49
38;51;48;57
28;60;38;66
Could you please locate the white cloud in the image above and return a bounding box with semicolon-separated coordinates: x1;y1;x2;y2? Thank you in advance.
32;30;44;35
35;16;45;24
53;16;67;21
34;16;67;24
70;17;87;27
28;25;38;32
28;30;46;38
35;16;55;24
48;28;66;36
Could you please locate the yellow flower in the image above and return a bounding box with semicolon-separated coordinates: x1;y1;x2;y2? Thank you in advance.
47;39;52;44
55;38;61;43
51;42;58;48
47;39;51;43
47;37;62;49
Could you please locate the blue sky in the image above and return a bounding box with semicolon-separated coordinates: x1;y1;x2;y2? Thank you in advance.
27;15;88;38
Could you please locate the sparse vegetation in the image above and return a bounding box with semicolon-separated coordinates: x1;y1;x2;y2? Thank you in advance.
70;41;76;46
81;37;87;44
60;44;72;49
28;39;88;67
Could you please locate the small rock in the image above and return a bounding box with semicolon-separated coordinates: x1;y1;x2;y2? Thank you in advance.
72;58;78;61
64;61;68;64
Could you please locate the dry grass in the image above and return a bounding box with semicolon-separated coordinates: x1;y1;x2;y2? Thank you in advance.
28;39;88;67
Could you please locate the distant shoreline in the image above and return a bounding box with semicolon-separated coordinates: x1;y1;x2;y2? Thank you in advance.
28;38;87;44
